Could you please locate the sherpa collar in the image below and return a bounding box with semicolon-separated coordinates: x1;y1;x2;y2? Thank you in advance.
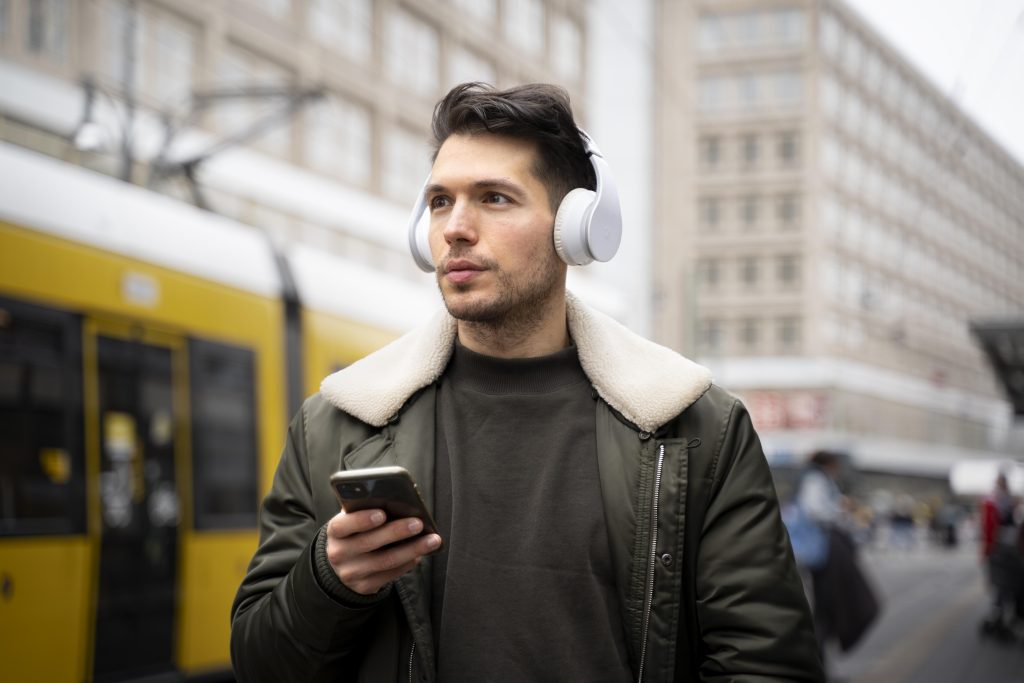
319;292;713;433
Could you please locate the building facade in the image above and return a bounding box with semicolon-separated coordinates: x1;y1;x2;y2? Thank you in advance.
654;0;1024;482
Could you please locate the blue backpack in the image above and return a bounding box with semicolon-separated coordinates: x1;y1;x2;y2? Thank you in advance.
782;501;829;571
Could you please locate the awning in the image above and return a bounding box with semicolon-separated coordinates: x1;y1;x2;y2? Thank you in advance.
971;320;1024;416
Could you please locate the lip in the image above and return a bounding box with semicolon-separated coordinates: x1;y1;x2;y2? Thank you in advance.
443;258;485;284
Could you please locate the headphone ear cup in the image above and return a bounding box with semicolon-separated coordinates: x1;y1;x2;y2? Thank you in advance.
407;190;434;272
553;188;597;266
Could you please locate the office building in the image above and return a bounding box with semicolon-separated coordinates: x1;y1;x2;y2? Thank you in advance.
653;0;1024;485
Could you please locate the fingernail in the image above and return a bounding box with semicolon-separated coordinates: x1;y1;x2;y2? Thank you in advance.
408;519;423;533
426;535;441;549
371;511;385;525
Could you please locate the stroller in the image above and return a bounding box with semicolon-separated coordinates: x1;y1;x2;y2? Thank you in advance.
979;521;1024;641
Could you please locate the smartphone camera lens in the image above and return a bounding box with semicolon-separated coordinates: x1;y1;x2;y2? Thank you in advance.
339;483;367;498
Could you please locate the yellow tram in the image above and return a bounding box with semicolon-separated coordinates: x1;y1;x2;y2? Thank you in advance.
0;142;434;681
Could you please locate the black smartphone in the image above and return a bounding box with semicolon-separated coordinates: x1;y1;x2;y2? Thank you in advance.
330;466;441;541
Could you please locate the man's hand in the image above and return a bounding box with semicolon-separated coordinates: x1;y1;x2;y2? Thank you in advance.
326;509;443;595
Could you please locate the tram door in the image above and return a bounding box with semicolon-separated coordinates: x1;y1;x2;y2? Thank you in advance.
92;332;181;682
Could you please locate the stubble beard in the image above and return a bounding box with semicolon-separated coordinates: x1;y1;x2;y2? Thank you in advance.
436;249;564;349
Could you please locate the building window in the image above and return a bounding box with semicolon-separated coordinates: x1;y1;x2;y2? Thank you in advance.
383;124;430;201
777;316;801;351
778;131;799;166
775;8;805;45
102;0;138;87
777;193;800;228
699;197;721;230
447;45;496;88
739;72;758;107
741;195;759;229
820;12;841;58
698;75;726;111
697;14;724;52
737;11;760;45
739;256;759;287
305;94;372;187
739;318;760;350
698;258;720;289
27;0;69;64
777;254;800;286
741;133;759;167
140;8;200;104
0;0;11;44
698;318;724;352
309;0;372;65
251;0;291;19
552;13;582;82
214;45;295;158
385;8;439;97
503;0;544;56
775;70;802;105
453;0;497;22
699;135;721;168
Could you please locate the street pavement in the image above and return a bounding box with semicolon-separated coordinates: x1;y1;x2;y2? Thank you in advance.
828;542;1024;683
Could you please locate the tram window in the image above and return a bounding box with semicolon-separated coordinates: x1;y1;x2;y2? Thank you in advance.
189;339;259;529
0;298;84;536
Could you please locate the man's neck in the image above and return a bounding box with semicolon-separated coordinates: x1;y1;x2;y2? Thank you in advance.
456;296;570;359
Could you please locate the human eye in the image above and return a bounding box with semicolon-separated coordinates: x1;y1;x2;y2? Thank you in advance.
482;192;511;205
429;195;452;211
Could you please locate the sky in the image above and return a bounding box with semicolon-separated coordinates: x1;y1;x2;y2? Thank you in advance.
845;0;1024;166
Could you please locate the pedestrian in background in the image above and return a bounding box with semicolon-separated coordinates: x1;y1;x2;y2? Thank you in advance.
788;450;880;678
979;472;1023;640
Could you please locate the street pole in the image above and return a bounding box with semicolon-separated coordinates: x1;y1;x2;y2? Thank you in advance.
120;0;136;183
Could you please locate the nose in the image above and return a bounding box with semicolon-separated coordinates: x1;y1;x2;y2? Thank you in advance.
439;200;478;246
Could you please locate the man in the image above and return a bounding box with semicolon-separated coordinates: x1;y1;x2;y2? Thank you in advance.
231;82;823;682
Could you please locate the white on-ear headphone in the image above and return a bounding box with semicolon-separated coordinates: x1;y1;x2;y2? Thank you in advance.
407;129;622;272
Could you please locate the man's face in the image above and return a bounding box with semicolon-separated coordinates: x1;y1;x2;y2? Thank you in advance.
426;132;565;323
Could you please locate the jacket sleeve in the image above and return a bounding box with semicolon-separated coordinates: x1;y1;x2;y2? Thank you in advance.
695;399;825;682
229;402;388;682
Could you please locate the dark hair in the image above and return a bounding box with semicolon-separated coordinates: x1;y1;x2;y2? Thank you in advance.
809;450;842;469
430;82;596;211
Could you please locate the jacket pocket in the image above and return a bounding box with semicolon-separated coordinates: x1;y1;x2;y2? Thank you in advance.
342;433;395;471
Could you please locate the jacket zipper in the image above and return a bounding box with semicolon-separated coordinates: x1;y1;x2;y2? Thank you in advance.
637;443;665;683
408;642;415;683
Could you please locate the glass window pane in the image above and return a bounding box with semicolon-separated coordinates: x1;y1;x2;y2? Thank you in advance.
503;0;544;56
0;0;10;44
383;125;430;201
776;8;804;45
697;15;724;52
142;9;199;103
309;0;372;64
0;297;84;536
552;13;581;81
214;45;294;157
452;0;497;22
385;8;439;96
250;0;290;18
189;339;258;530
305;94;372;186
447;45;496;88
27;0;69;63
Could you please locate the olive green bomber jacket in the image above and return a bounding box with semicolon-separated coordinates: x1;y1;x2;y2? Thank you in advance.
230;293;824;682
